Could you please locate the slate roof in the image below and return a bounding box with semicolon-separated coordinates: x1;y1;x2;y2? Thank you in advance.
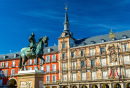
74;30;130;47
0;46;58;61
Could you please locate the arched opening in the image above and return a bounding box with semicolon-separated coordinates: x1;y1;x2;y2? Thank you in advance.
126;83;130;88
92;84;98;88
102;84;109;88
72;85;77;88
81;85;87;88
7;78;17;87
63;86;68;88
114;83;121;88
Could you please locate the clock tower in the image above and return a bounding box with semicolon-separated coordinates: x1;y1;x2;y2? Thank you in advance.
58;6;75;82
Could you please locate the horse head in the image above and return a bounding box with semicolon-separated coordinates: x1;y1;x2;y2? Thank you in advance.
42;36;49;47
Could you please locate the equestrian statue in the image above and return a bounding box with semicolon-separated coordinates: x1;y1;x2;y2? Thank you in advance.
18;33;49;70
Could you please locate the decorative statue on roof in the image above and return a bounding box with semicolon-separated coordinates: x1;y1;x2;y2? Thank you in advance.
18;33;49;70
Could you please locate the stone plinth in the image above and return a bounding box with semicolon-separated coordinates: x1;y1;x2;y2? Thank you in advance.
16;70;44;88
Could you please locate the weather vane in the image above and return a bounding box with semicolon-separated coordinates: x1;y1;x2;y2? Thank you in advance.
65;2;68;10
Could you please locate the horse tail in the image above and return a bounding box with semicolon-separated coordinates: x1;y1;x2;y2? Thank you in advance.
18;55;22;70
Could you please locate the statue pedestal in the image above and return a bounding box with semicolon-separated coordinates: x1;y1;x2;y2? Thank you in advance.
16;70;44;88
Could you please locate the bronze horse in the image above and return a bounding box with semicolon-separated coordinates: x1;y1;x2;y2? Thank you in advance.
18;36;49;70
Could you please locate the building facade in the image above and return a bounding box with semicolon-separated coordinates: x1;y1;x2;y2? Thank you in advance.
0;46;59;88
58;10;130;88
0;8;130;88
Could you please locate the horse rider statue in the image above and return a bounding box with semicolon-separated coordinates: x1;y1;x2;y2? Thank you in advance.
28;33;36;55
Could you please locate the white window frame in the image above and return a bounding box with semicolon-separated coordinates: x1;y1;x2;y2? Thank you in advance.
1;62;4;68
46;65;50;72
12;61;15;67
11;69;15;76
40;59;43;64
72;73;77;81
34;59;36;64
102;71;108;79
89;48;95;56
52;64;56;72
52;75;56;82
101;59;107;67
123;56;130;64
52;55;56;62
5;62;8;67
40;66;43;70
28;67;32;70
71;62;76;70
46;75;50;83
62;63;67;70
92;72;97;80
5;70;8;76
63;74;67;82
46;56;50;62
81;73;86;80
29;59;32;65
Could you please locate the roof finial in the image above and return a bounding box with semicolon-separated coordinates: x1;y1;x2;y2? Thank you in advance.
65;2;68;11
109;29;115;39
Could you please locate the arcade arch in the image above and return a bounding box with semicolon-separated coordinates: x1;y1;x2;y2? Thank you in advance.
81;85;87;88
114;83;121;88
102;84;109;88
92;84;98;88
7;78;17;87
126;83;130;88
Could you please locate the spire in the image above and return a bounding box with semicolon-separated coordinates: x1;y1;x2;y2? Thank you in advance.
109;29;115;39
63;4;70;32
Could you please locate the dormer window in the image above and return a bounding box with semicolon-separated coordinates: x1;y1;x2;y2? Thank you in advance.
122;35;127;39
14;54;17;58
101;39;105;43
91;41;95;44
48;48;51;53
112;38;115;41
3;56;7;59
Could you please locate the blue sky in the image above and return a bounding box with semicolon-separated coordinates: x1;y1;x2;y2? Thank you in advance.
0;0;130;54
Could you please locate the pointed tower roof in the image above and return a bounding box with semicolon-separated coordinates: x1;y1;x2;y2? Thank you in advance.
64;11;69;23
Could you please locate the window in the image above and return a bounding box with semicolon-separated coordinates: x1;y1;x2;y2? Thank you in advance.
81;50;85;57
12;61;15;67
5;62;8;67
40;66;43;70
91;60;95;67
29;59;32;65
81;73;86;80
40;59;43;64
101;59;106;67
71;62;76;70
46;65;50;72
89;49;95;56
62;43;66;49
48;48;51;52
72;73;77;81
71;52;74;58
102;71;107;79
34;59;36;64
52;75;56;82
81;61;85;68
100;48;105;54
123;35;127;39
1;62;4;68
11;69;15;76
34;66;36;70
126;69;130;77
63;74;67;82
122;44;127;52
46;56;50;62
62;53;66;59
52;64;56;72
123;56;130;64
46;75;50;83
52;55;56;62
28;67;32;70
62;63;67;70
92;72;97;80
101;39;105;43
5;70;8;76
